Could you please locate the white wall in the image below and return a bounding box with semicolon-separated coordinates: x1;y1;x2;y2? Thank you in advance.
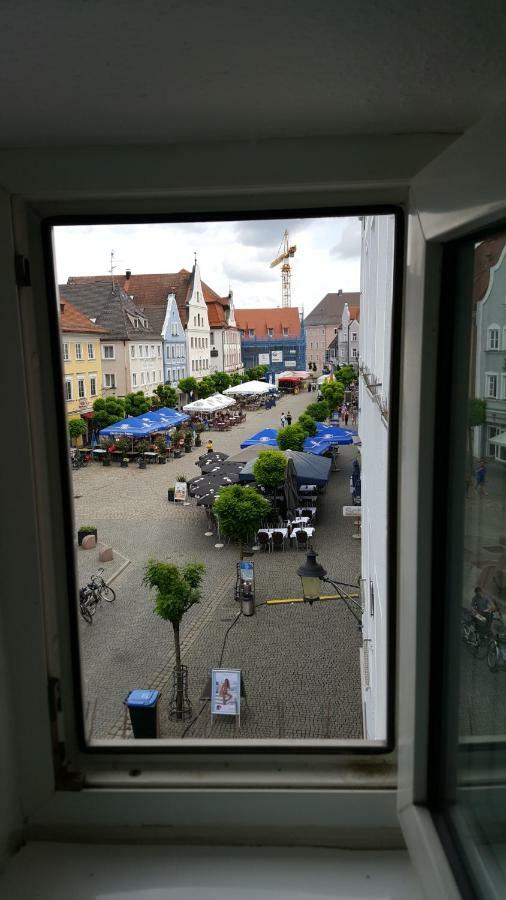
129;340;163;393
186;264;211;379
359;214;395;740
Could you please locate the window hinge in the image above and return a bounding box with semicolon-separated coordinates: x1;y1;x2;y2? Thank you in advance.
14;254;31;287
47;676;84;791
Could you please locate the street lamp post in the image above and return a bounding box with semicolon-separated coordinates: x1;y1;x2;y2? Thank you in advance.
296;550;363;627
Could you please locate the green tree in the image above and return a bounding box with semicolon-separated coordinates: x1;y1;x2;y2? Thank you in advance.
143;560;205;719
178;377;198;397
468;398;487;480
277;424;306;451
245;365;269;381
252;450;287;490
229;372;244;386
305;400;329;422
92;396;126;431
320;381;344;413
211;371;231;393
68;417;87;445
297;413;317;437
151;383;178;409
335;365;356;387
213;485;271;557
196;376;217;398
124;391;151;417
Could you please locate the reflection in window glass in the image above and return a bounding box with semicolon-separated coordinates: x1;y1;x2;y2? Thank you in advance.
456;235;506;895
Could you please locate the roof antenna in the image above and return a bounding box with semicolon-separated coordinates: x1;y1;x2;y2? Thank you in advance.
109;250;117;291
194;251;197;267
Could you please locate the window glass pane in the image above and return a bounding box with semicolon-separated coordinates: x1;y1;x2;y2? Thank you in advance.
436;233;506;897
52;213;396;747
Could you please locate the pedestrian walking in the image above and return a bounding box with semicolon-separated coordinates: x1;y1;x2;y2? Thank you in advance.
474;458;487;496
344;410;349;426
280;413;287;428
207;438;214;454
286;411;292;426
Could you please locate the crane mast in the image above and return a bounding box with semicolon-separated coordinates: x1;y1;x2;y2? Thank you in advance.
270;229;296;307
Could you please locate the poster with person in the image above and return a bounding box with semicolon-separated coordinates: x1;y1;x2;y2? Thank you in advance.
211;669;241;716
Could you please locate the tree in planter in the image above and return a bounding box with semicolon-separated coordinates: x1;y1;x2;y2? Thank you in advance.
244;364;269;381
305;400;329;422
320;381;344;415
211;372;231;394
229;372;243;387
252;449;287;513
297;413;317;437
116;436;132;455
151;383;178;409
196;376;217;399
213;485;271;558
68;417;87;446
124;391;151;417
143;560;205;719
92;396;125;431
277;424;307;452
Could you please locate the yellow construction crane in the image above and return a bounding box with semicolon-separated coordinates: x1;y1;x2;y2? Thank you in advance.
270;229;296;307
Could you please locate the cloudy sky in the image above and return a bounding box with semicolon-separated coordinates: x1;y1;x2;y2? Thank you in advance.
53;216;361;314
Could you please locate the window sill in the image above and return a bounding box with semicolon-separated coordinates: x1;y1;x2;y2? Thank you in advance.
0;843;422;899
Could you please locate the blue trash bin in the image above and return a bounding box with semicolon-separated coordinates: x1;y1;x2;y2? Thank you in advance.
125;689;160;738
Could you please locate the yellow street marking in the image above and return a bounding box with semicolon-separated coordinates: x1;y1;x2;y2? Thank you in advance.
266;593;359;605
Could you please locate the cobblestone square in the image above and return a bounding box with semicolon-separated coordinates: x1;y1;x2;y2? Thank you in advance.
72;391;363;741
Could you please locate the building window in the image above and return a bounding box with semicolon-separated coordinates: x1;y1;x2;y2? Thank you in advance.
171;323;177;336
145;345;149;357
77;378;85;399
130;345;135;358
487;325;500;350
192;360;195;371
75;342;82;360
248;329;255;336
90;376;97;397
352;332;358;341
132;373;137;386
485;373;498;398
502;373;506;399
352;348;358;358
283;327;289;336
191;337;194;348
62;342;69;360
194;316;197;326
157;345;161;357
210;333;214;346
268;328;274;337
64;378;72;400
139;345;143;357
151;345;155;357
152;371;156;383
104;373;116;389
140;372;145;385
103;345;114;359
87;342;94;359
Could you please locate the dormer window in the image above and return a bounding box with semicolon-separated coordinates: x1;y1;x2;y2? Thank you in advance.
248;329;255;337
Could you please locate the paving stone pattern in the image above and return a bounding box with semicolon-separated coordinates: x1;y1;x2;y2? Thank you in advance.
73;391;363;741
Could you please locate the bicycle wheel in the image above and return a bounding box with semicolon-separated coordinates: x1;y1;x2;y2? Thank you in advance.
462;624;480;656
487;642;499;672
99;584;116;602
80;604;93;625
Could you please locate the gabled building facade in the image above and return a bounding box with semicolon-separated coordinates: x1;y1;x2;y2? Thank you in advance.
59;297;106;426
337;303;360;367
60;280;163;396
305;290;360;373
207;289;243;375
474;238;506;460
235;308;305;376
160;293;187;386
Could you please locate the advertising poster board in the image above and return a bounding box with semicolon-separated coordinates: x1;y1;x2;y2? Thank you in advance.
343;506;362;516
211;669;241;717
271;350;283;363
284;360;297;367
239;561;254;582
174;481;188;502
258;353;270;365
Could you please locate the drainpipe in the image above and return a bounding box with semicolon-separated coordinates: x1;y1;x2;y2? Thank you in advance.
347;321;352;365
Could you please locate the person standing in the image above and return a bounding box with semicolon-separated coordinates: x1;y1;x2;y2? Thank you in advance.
280;413;287;428
207;438;214;454
286;411;292;426
475;458;487;496
344;409;349;426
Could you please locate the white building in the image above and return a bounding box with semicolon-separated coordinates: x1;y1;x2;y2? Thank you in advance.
183;261;211;379
336;302;360;367
207;289;243;375
358;213;395;741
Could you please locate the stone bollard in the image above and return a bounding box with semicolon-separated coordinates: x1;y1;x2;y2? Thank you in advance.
99;546;113;562
81;534;96;550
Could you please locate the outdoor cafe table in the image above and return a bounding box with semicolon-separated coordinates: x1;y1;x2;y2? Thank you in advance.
256;526;315;543
290;517;310;527
92;448;106;461
144;452;159;464
299;484;317;493
295;507;317;518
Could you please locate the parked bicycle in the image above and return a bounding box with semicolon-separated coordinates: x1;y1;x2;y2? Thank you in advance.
71;450;90;470
461;607;490;658
487;613;506;672
79;568;116;624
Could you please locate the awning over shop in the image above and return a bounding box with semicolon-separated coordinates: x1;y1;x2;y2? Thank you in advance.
490;431;506;447
183;393;236;412
223;380;274;396
99;407;188;438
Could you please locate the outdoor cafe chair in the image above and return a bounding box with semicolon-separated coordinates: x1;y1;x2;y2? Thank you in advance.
257;530;271;553
301;508;315;523
271;530;285;552
295;529;309;551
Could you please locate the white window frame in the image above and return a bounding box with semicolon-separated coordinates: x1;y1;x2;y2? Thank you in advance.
501;372;506;399
171;323;177;336
62;341;69;360
132;373;137;387
103;373;116;389
75;342;82;360
89;375;97;397
77;377;85;399
140;372;145;385
485;371;498;398
130;345;135;358
64;376;72;400
102;345;115;360
487;323;500;350
139;345;143;357
87;342;95;359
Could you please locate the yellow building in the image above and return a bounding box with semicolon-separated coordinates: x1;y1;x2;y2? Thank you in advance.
59;297;107;440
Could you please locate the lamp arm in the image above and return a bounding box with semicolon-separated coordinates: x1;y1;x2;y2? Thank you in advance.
322;578;363;626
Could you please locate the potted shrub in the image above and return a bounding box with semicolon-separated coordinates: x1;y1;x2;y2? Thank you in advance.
184;432;193;453
172;429;183;458
167;486;175;502
77;525;97;545
103;455;111;466
120;457;129;468
195;423;204;447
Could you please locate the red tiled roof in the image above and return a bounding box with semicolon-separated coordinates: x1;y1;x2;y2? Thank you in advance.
68;270;224;328
349;306;360;321
473;236;506;304
59;297;107;334
235;308;301;338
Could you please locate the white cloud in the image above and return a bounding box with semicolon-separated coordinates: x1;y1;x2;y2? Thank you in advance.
330;218;362;260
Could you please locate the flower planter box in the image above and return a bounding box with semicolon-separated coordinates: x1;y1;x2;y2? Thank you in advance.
120;460;129;468
102;458;111;467
184;445;192;453
77;527;97;546
138;459;147;469
157;456;166;464
173;450;182;459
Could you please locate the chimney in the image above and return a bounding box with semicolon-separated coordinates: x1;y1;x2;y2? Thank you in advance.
125;269;131;290
338;289;343;294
